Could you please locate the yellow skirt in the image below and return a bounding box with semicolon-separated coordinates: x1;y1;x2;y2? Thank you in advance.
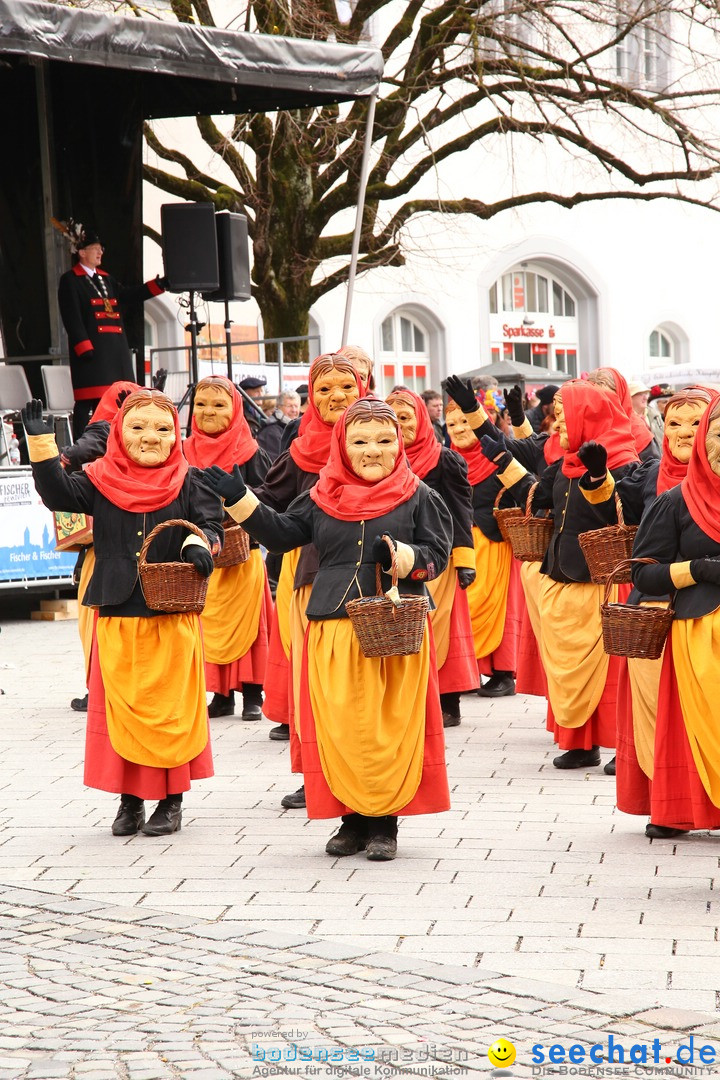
465;525;512;660
426;564;456;670
627;650;664;780
276;547;302;659
77;546;96;680
672;611;720;804
520;559;543;644
289;582;311;736
306;619;429;816
201;548;265;664
96;614;208;768
537;577;616;729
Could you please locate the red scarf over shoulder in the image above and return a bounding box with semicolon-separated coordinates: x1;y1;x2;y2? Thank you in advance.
184;376;258;470
681;399;720;542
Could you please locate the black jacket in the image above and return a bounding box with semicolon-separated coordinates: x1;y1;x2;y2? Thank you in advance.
505;459;635;583
241;484;453;620
31;456;223;617
60;420;111;473
252;450;319;588
421;448;474;551
632;485;720;619
58;265;161;397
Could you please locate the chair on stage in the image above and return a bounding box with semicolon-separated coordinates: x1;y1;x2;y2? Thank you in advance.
41;363;75;448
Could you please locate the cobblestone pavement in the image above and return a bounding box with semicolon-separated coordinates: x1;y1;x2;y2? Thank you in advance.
2;616;720;1078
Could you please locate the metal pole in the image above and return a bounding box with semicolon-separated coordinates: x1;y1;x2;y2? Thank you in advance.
278;341;284;394
341;92;377;347
224;300;233;380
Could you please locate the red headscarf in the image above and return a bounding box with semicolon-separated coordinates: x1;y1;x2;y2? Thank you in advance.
543;430;563;466
289;356;363;474
595;367;654;455
560;380;638;478
386;388;441;478
656;388;717;495
681;398;720;543
91;381;141;423
184;375;258;471
446;405;497;486
310;400;419;522
84;390;189;512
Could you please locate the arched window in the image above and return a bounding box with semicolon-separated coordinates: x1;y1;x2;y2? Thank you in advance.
378;310;432;395
648;329;673;362
488;263;579;375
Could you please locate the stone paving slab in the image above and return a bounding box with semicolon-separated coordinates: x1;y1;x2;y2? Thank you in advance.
3;616;720;1075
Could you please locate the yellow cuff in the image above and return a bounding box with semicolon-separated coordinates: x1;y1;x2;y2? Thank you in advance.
496;458;527;489
27;433;59;463
226;490;260;524
394;541;415;579
452;546;475;571
580;474;616;505
670;561;696;589
466;405;488;430
512;419;533;439
181;534;210;553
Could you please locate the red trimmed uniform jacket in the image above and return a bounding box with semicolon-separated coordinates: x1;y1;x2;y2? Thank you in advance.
58;264;163;401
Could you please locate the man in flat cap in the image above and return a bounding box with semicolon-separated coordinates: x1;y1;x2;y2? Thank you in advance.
238;375;269;436
526;383;560;434
57;221;166;438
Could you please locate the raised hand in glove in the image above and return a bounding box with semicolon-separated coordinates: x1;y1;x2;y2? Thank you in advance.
21;399;54;437
202;464;247;504
152;367;168;393
578;440;608;478
371;534;395;571
504;384;525;428
155;274;170;291
444;375;479;414
457;567;476;590
690;558;720;586
182;543;214;578
479;432;511;470
116;388;133;410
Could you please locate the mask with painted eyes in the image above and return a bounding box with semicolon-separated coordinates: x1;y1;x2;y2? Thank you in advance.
313;368;360;424
705;415;720;476
664;401;704;464
193;385;233;435
445;406;476;449
552;395;569;449
122;403;176;466
345;418;399;480
391;402;418;447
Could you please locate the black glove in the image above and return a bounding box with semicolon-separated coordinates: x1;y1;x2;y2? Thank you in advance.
202;464;247;504
21;399;54;437
155;274;170;291
504;384;525;428
578;441;608;477
182;543;214;578
457;567;476;590
444;375;479;414
116;388;133;410
371;534;395;571
152;367;168;392
479;432;511;467
690;558;720;586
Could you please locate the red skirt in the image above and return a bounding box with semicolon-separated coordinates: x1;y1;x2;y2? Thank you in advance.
478;556;522;676
85;630;214;799
205;572;272;694
649;637;720;830
615;659;651;815
438;581;479;694
515;592;547;697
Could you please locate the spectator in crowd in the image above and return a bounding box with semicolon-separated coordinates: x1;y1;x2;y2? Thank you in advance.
261;396;277;417
421;389;446;444
526;384;560;434
296;384;309;414
257;391;303;461
629;381;651;418
648;384;673;445
237;376;268;436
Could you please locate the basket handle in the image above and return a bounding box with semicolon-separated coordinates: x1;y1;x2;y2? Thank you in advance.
524;482;539;520
602;556;658;604
614;491;626;528
493;487;506;510
138;517;209;570
374;533;399;596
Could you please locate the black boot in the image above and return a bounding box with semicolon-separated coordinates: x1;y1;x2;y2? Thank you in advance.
208;691;235;718
365;816;398;861
281;785;306;809
553;746;601;769
478;671;516;697
241;682;263;721
604;756;616;776
142;794;183;836
112;794;145;836
269;724;290;741
325;813;367;856
440;691;461;728
71;693;88;712
645;823;689;839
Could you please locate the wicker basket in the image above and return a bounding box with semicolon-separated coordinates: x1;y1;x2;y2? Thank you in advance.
601;558;674;660
504;483;554;562
139;518;210;615
493;486;524;542
579;492;638;584
345;534;430;658
214;515;251;568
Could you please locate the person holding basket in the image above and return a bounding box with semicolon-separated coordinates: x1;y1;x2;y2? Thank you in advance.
202;397;453;861
22;390;222;837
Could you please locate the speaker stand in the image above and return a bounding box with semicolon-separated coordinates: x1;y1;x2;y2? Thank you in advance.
177;290;204;436
224;301;234;380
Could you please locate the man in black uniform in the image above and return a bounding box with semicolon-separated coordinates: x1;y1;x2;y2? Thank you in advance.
57;224;165;437
237;375;269;437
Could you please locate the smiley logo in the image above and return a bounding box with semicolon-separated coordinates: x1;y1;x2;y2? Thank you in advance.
488;1039;516;1068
